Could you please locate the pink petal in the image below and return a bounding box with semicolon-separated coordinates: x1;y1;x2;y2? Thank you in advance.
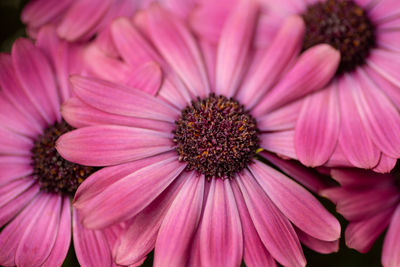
373;154;397;173
0;127;33;156
199;179;243;267
215;0;258;97
252;44;340;116
330;168;393;188
0;156;32;186
21;0;73;27
70;75;179;122
41;196;71;267
0;178;35;211
295;84;340;167
12;38;60;124
325;142;354;168
77;156;186;229
257;100;302;131
199;41;217;91
346;207;394;253
162;0;196;18
249;161;340;241
231;180;277;267
125;61;163;95
382;204;400;267
237;15;305;108
15;194;61;266
61;97;175;132
337;74;380;168
114;173;187;265
260;130;297;160
368;0;400;21
260;152;333;193
367;49;400;88
74;152;176;209
0;54;46;128
146;5;210;97
236;171;306;267
154;172;204;267
57;0;113;41
73;209;113;267
354;68;400;158
57;125;173;166
295;227;339;254
377;30;400;53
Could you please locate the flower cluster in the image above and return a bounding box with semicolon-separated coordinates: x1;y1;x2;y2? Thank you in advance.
0;0;399;266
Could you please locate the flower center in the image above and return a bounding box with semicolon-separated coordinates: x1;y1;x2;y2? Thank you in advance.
31;120;96;195
302;0;376;74
173;94;260;179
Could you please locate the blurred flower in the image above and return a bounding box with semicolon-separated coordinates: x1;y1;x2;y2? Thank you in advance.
0;29;126;267
57;2;341;266
323;165;400;267
193;0;400;173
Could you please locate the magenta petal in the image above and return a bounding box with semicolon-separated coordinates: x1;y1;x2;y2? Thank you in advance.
237;15;305;108
73;208;113;267
21;0;73;28
373;154;397;173
215;0;258;97
126;61;163;95
199;179;243;267
295;227;339;254
252;44;340;116
70;75;179;122
77;156;186;229
114;173;187;265
12;38;60;124
154;172;204;267
346;207;394;253
236;171;306;267
57;0;113;41
61;97;175;131
146;5;210;97
382;204;400;267
41;196;71;267
337;74;380;168
56;125;173;166
15;194;61;266
0;127;33;156
231;180;277;267
249;161;340;241
295;84;340;167
260;130;297;160
0;156;32;186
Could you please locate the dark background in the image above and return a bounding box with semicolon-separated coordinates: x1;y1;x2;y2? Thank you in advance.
0;0;383;266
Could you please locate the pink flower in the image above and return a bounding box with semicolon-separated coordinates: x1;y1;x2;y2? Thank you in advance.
57;3;341;266
193;0;400;173
0;29;126;266
323;166;400;267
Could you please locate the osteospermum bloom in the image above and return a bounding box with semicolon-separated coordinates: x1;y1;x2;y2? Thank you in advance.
323;166;400;267
0;31;126;266
57;2;341;266
193;0;400;173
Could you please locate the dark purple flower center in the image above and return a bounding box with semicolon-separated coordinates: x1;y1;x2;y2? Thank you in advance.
173;93;260;179
31;120;96;195
302;0;376;74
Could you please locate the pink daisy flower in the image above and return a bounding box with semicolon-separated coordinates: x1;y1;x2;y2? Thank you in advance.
323;166;400;267
21;0;195;54
0;29;127;266
193;0;400;173
57;2;341;266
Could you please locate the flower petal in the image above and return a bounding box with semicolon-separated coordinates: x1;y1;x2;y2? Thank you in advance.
125;61;162;95
154;172;204;267
57;125;173;166
382;204;400;267
21;0;73;28
260;130;297;160
295;227;339;254
199;179;243;267
77;156;186;229
0;156;32;186
373;154;397;173
0;127;33;156
295;84;340;167
257;99;302;131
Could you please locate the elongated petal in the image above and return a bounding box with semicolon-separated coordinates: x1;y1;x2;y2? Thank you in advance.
57;125;173;166
237;15;304;108
0;156;32;186
215;0;258;97
154;172;204;267
41;197;71;267
70;75;179;122
249;161;340;241
260;130;297;159
199;179;243;267
146;5;210;97
257;99;302;131
21;0;73;27
125;61;162;95
115;173;187;265
382;204;400;267
373;154;397;173
77;156;186;229
236;171;305;267
252;44;339;116
0;127;33;156
295;84;340;167
15;194;61;266
296;227;339;254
